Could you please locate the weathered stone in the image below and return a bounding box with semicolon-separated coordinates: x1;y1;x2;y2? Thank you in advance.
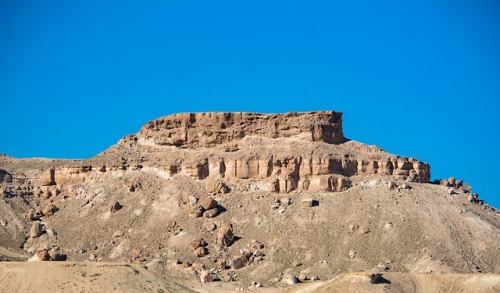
250;240;264;252
194;246;207;257
360;227;370;234
222;273;233;282
35;249;52;261
39;168;56;186
282;274;299;285
42;203;59;217
190;238;207;250
189;205;205;218
30;221;43;238
231;256;245;269
198;196;217;210
206;179;230;194
25;209;42;221
110;201;122;212
188;195;198;206
217;223;234;247
203;208;218;218
217;258;228;270
139;112;346;148
200;270;212;283
298;273;309;281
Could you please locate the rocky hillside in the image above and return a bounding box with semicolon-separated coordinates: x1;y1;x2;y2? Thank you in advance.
0;111;499;291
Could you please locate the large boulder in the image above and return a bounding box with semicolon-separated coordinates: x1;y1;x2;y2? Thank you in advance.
217;223;234;247
198;196;218;210
30;221;43;238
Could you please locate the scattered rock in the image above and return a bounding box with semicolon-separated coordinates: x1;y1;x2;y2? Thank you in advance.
203;207;219;218
249;281;262;288
388;181;397;189
348;250;356;259
401;183;412;190
349;223;359;232
232;256;244;270
217;223;234;247
222;273;233;282
206;179;230;194
360;227;370;234
110;201;122;212
198;196;218;210
298;273;309;281
25;209;42;221
35;249;52;261
188;195;198;206
42;203;59;217
189;205;205;218
282;274;299;285
29;222;43;238
200;270;212;283
190;238;207;250
250;240;265;252
194;246;208;257
370;273;388;284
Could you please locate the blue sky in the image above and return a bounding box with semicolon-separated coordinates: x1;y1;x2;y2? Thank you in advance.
1;0;499;208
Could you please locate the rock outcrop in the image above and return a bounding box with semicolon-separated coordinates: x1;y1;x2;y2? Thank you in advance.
137;111;346;148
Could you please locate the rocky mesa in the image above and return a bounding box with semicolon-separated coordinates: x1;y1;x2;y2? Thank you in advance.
0;111;499;292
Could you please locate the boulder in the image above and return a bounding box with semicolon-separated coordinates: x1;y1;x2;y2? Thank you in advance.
203;208;218;218
217;223;234;247
36;249;52;261
198;196;218;210
282;274;299;285
30;221;43;238
25;209;42;221
194;246;207;257
110;201;122;212
231;256;246;269
206;179;230;194
190;238;207;250
189;205;205;218
42;203;59;217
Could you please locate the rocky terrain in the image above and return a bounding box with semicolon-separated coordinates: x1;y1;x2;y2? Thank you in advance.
0;111;499;292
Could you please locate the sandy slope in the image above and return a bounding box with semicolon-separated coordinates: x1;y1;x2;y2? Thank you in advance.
286;272;500;293
1;262;498;293
0;262;195;293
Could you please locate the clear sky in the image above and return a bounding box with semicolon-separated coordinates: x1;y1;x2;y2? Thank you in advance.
1;0;499;208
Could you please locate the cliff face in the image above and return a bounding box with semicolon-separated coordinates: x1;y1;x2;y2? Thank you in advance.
37;111;429;196
137;111;346;148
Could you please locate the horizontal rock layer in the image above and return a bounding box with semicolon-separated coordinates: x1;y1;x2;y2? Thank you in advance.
137;111;345;148
36;155;430;195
